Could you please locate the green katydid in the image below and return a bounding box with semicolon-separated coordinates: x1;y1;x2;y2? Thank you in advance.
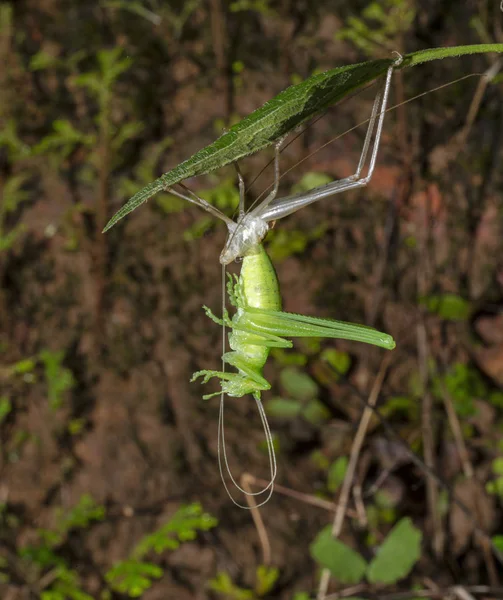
104;44;503;506
157;57;399;506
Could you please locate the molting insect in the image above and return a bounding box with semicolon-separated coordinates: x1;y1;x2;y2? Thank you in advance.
104;44;503;505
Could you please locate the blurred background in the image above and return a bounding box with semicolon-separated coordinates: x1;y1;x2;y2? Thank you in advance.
1;1;503;599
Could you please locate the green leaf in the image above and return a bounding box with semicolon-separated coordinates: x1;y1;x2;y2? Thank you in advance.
106;559;163;597
492;458;503;476
280;367;318;401
57;494;105;532
209;572;255;599
367;517;422;584
12;358;36;374
39;350;75;411
421;293;471;321
0;396;12;424
492;535;503;553
3;173;32;213
30;50;59;71
291;171;332;193
267;397;302;418
132;503;217;559
302;399;330;425
255;565;279;595
321;349;351;376
104;43;503;232
327;457;348;493
310;526;367;584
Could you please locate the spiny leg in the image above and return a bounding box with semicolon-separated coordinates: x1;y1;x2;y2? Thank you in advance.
234;163;246;219
250;136;286;216
257;54;403;223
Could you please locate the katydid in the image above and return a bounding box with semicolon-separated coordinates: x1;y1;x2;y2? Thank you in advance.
159;58;398;506
103;45;503;505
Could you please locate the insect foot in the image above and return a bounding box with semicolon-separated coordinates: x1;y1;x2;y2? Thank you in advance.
191;370;269;400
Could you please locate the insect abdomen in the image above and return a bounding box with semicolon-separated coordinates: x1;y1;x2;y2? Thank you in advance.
227;244;282;380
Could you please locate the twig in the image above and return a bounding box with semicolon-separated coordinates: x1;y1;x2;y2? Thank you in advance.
245;474;358;517
317;356;390;600
241;473;271;565
456;60;502;152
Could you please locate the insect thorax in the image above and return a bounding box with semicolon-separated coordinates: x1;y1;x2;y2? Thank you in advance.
220;214;269;264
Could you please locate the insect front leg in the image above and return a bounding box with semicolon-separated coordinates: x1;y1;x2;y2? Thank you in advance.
202;305;232;327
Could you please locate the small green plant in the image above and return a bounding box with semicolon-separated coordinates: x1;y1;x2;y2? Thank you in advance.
19;495;105;599
209;565;279;599
336;0;416;56
431;362;489;417
420;293;471;321
266;366;330;425
11;498;217;598
33;47;142;326
310;517;422;585
0;5;34;258
486;458;503;498
106;503;218;597
39;349;75;411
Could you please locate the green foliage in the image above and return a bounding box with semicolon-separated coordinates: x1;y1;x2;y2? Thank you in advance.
267;397;303;418
0;395;12;423
337;0;416;56
254;565;279;596
310;526;368;584
327;456;348;493
105;560;163;598
0;121;32;252
310;518;422;585
209;565;279;599
290;171;332;194
367;518;422;584
266;221;327;262
10;357;36;376
380;395;419;420
39;566;94;600
74;47;131;107
131;503;217;558
36;46;141;178
420;293;471;321
106;503;217;597
432;362;486;417
19;496;105;598
486;458;503;497
0;119;30;162
321;348;351;379
15;498;216;599
230;0;275;16
39;349;75;411
280;367;318;401
267;367;329;424
209;573;254;599
493;535;503;552
34;119;96;162
37;494;105;548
